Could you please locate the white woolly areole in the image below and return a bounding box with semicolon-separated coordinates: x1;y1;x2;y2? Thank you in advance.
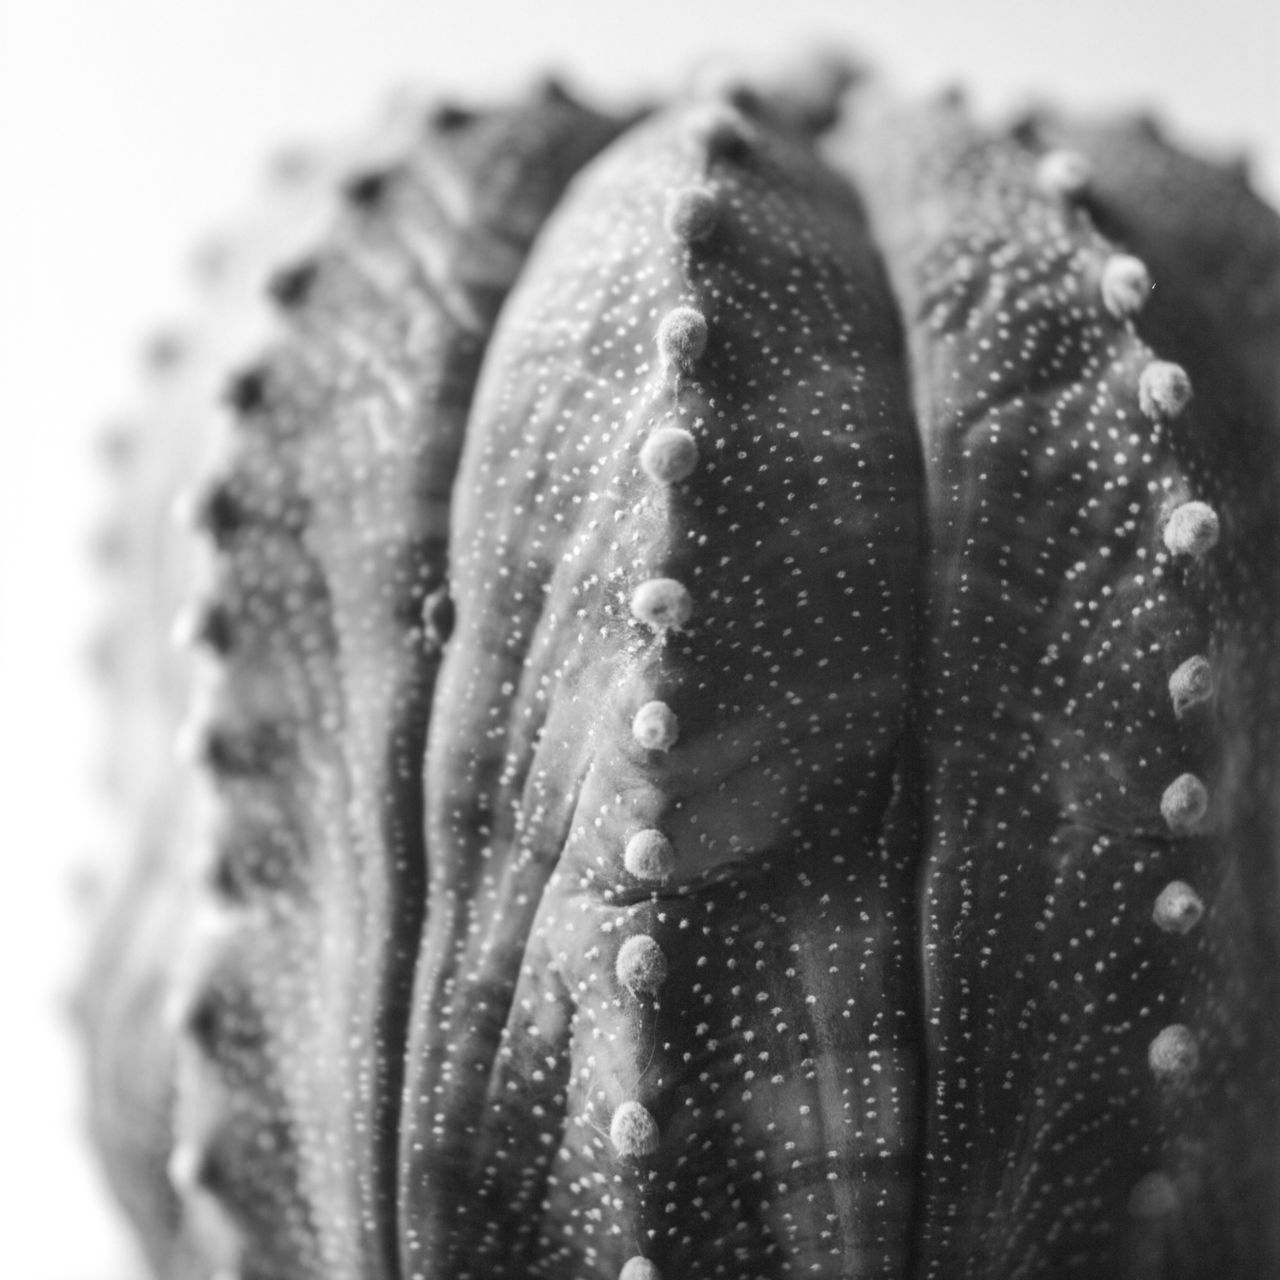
1128;1172;1179;1218
1101;253;1151;317
664;185;718;244
1148;1024;1199;1083
1163;501;1219;557
624;829;676;880
1168;655;1213;716
1139;360;1193;420
610;1101;660;1157
630;578;693;631
616;935;669;995
1152;881;1205;934
1036;148;1091;197
619;1257;662;1280
632;700;679;751
1160;772;1209;833
639;425;699;483
656;305;708;371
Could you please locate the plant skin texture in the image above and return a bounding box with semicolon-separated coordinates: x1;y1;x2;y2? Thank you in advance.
77;55;1280;1280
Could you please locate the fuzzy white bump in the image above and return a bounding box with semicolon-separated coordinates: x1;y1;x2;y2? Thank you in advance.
610;1101;660;1157
632;700;679;751
1152;881;1205;934
624;830;676;880
664;186;718;244
1036;149;1091;198
656;307;708;372
167;1144;201;1193
1163;501;1219;558
1101;254;1152;318
1168;655;1213;717
616;935;669;995
1139;360;1193;420
1148;1024;1199;1083
1160;773;1209;833
630;579;693;631
619;1259;661;1280
639;425;699;484
1128;1172;1179;1217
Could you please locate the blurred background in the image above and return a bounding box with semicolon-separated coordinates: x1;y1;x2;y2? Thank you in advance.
0;1;1275;1275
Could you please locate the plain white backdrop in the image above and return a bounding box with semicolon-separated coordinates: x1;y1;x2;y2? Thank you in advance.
1;1;1276;1276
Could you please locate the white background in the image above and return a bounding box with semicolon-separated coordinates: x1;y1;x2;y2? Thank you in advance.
1;2;1276;1276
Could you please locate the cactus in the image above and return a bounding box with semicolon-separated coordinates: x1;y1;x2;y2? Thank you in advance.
79;54;1280;1280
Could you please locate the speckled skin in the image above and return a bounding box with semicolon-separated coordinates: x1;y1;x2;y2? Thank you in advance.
399;96;922;1278
80;65;1280;1280
76;134;365;1280
81;82;627;1280
829;91;1280;1275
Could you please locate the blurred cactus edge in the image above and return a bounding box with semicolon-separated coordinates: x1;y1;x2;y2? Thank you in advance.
78;45;1280;1280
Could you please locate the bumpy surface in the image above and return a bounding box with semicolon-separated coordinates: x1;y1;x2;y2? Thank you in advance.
80;62;1280;1280
398;95;922;1279
829;90;1280;1276
81;81;629;1280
